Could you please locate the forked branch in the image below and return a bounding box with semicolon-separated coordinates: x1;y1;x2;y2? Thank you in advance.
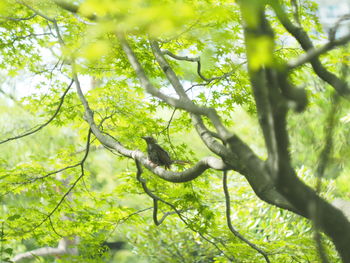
72;69;230;183
270;0;350;95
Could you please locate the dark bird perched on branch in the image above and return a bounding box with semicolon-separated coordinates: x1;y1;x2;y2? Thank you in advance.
142;136;190;170
142;136;173;169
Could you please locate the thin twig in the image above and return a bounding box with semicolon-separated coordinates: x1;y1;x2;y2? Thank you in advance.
49;217;64;238
162;49;236;82
223;170;270;263
0;14;37;21
329;14;350;42
29;129;92;232
0;161;82;198
0;79;74;145
0;88;21;106
16;0;55;22
158;108;178;157
135;160;235;261
135;160;175;226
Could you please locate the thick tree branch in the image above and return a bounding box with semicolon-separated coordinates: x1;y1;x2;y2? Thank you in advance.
150;39;234;141
148;39;298;212
72;70;230;183
119;35;232;140
50;0;297;216
46;0;301;227
53;0;97;21
224;134;299;214
239;3;350;261
190;114;230;157
12;237;78;262
332;199;350;220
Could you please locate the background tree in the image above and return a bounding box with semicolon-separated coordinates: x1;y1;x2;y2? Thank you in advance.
1;0;350;262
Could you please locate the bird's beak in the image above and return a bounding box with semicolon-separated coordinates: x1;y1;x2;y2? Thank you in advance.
141;136;146;140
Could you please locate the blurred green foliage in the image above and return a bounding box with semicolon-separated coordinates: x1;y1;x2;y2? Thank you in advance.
0;0;349;262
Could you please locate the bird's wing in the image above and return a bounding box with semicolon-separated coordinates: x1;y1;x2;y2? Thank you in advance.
154;144;171;164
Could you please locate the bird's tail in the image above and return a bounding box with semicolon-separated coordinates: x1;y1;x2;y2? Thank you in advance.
172;160;191;165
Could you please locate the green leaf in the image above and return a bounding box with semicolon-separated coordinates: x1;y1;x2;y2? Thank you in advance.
7;215;21;221
4;248;13;255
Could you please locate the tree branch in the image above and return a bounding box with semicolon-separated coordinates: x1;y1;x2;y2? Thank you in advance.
0;79;74;145
223;170;270;263
162;50;234;84
288;32;350;69
12;237;78;262
16;0;55;22
270;0;350;95
72;70;230;183
135;160;235;261
118;35;232;140
328;14;350;41
54;0;301;221
162;49;236;82
190;114;230;157
290;0;301;27
150;39;234;139
30;129;92;232
135;160;185;225
53;0;97;21
240;3;350;261
0;14;37;21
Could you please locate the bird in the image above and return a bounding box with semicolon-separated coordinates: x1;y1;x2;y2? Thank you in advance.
142;136;173;169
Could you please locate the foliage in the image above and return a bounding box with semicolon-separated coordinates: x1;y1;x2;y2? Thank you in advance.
0;0;350;262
